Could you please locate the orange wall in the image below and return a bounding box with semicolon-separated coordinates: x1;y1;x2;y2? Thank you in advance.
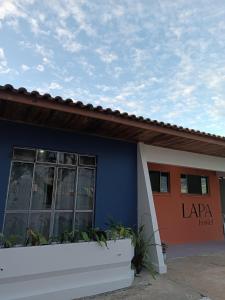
149;163;224;245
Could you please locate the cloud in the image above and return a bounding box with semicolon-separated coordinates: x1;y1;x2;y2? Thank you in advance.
55;26;83;53
69;1;96;36
0;48;7;64
64;76;74;83
28;17;48;35
0;0;48;35
35;44;53;59
79;58;95;76
48;82;62;90
21;64;30;71
113;66;123;78
132;48;151;68
34;44;54;66
96;47;118;63
0;1;25;20
36;64;44;72
0;48;10;73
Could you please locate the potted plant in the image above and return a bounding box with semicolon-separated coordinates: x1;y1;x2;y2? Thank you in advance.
161;242;168;261
131;225;156;278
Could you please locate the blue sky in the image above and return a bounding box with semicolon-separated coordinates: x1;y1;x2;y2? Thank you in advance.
1;1;225;135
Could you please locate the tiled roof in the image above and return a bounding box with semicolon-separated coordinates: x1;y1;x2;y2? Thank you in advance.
0;83;224;142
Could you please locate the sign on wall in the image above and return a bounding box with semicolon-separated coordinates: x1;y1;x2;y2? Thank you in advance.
182;203;213;226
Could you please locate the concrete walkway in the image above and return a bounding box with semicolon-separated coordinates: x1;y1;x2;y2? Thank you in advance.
167;241;225;259
84;251;225;300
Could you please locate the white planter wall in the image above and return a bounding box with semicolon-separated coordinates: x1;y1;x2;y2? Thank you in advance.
0;239;134;300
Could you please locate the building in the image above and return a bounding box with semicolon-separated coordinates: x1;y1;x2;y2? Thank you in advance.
0;84;225;275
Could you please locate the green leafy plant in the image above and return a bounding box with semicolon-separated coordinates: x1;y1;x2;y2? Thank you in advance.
106;220;156;277
60;230;70;243
131;225;157;278
58;228;108;247
88;228;108;247
0;233;4;246
0;234;22;248
106;219;134;241
25;229;48;246
80;231;90;242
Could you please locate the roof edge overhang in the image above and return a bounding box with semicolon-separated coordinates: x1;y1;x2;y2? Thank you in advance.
1;84;225;157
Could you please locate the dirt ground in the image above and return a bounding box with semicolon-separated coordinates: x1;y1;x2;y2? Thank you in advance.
83;251;225;300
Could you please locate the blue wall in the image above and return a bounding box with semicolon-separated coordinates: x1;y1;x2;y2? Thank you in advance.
0;120;137;230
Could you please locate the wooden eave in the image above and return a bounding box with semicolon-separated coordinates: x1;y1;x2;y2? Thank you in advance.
1;85;225;158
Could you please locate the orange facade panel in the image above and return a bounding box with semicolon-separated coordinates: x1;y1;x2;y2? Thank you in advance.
148;163;224;245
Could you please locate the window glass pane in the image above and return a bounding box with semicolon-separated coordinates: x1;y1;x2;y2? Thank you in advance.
29;212;51;239
160;172;169;192
75;212;92;230
4;148;97;242
7;162;33;210
53;212;73;238
13;148;36;162
188;175;202;194
4;213;28;244
181;174;188;193
79;155;96;166
59;153;77;165
201;176;208;194
76;168;95;210
37;149;57;163
31;166;55;209
149;171;160;192
55;168;76;210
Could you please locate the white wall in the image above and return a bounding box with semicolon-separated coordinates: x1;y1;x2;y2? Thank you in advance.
137;143;167;274
0;240;134;300
142;144;225;172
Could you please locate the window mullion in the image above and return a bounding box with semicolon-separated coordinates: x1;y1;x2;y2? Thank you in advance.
91;168;96;228
159;172;161;193
49;166;58;239
27;160;36;232
73;166;79;231
2;160;14;234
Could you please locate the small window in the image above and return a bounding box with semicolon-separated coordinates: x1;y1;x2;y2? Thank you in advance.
201;176;208;194
13;148;36;162
37;149;57;163
181;174;188;193
149;171;169;193
79;155;96;166
58;152;77;165
180;174;208;195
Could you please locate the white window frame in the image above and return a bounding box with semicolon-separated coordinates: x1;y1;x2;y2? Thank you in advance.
2;147;97;242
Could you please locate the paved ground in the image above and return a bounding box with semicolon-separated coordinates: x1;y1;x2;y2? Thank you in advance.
167;241;225;259
83;251;225;300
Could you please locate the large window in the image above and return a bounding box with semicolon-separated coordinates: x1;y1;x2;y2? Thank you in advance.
3;148;96;244
181;174;208;195
149;171;170;193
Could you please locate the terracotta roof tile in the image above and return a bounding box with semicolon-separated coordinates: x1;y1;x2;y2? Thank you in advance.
1;83;225;142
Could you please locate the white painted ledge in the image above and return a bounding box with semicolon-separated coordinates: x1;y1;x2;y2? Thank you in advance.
141;144;225;172
0;239;134;300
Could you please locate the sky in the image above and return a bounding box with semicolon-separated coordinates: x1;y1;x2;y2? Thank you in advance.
1;1;225;135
